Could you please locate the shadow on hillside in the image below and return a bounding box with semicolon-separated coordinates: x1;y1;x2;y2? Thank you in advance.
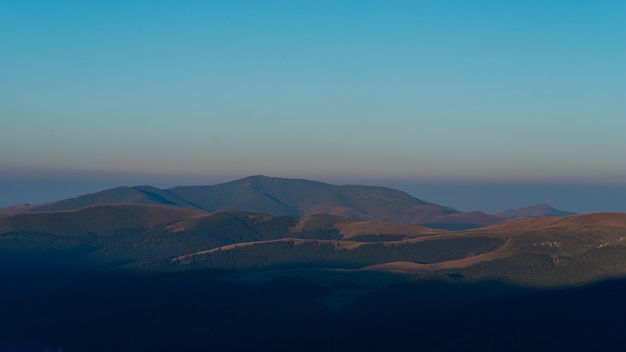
1;267;625;351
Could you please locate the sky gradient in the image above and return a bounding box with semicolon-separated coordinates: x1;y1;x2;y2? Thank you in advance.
1;1;625;212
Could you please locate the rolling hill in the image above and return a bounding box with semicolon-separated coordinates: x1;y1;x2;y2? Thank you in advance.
10;176;583;231
19;186;203;213
2;202;625;287
0;204;445;270
495;203;576;219
2;175;625;290
13;175;481;228
420;211;505;230
2;203;626;351
167;175;461;224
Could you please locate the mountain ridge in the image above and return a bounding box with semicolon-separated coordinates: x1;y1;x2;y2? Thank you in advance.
495;203;576;219
1;175;594;229
8;175;467;227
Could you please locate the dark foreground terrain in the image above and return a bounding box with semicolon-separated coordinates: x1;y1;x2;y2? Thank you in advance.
1;178;624;351
1;267;625;352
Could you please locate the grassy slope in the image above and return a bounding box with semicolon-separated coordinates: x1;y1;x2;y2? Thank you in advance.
2;205;626;287
0;205;467;270
2;206;626;351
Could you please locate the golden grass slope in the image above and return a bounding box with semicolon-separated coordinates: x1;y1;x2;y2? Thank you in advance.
290;214;446;239
171;212;626;272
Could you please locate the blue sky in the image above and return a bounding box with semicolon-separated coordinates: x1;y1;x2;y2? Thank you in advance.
1;1;625;211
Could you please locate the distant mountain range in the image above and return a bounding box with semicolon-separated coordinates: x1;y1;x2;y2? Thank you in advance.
0;175;575;230
0;176;624;351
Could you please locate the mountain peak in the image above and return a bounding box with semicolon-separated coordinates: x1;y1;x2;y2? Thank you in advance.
238;175;327;186
242;175;279;182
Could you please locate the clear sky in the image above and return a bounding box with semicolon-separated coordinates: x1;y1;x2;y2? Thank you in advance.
1;1;625;212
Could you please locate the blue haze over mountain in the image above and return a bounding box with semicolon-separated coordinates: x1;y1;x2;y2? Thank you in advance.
1;1;624;212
